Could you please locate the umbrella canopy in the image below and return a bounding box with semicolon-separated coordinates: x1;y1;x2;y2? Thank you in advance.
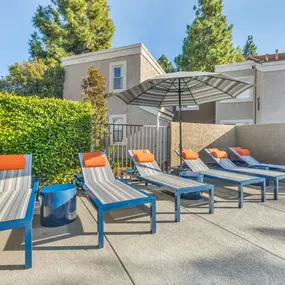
117;71;254;168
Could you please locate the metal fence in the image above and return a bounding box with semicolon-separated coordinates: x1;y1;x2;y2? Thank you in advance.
94;123;170;176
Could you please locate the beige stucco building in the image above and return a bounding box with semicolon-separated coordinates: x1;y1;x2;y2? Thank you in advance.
215;52;285;125
62;43;174;127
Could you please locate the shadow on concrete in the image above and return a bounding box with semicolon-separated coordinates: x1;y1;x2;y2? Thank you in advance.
3;213;98;252
251;227;285;241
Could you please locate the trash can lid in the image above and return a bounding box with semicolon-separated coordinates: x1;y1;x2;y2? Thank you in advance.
41;183;75;193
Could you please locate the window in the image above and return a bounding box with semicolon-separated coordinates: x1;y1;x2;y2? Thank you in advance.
221;76;254;103
220;119;253;125
257;97;260;111
176;105;200;111
109;61;126;92
109;114;126;144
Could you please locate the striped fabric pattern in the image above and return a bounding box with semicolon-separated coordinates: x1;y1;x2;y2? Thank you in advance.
200;169;257;182
0;155;32;222
232;167;285;178
205;150;285;178
177;150;258;182
229;148;259;165
117;72;253;107
128;150;162;177
79;153;146;204
143;173;206;189
129;149;208;190
183;158;209;172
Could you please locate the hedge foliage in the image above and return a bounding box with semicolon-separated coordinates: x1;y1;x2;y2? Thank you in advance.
0;93;93;185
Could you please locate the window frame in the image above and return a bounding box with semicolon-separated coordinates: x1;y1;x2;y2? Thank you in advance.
176;105;200;111
109;114;127;145
109;61;127;92
220;119;254;125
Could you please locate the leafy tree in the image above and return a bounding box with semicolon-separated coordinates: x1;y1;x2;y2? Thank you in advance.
157;55;176;73
175;0;244;72
242;35;258;60
30;0;115;64
0;59;64;98
81;66;112;123
81;67;112;150
1;0;115;98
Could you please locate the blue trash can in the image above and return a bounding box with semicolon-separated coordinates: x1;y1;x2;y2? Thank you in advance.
40;183;77;227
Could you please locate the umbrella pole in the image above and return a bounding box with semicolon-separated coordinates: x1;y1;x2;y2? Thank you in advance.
178;78;183;170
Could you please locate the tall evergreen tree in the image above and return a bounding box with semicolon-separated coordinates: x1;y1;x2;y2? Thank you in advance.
30;0;115;64
242;35;258;60
175;0;244;72
1;0;115;98
157;55;176;73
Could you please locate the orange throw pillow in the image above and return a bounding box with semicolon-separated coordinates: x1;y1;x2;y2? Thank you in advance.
0;154;26;170
209;148;228;158
234;147;250;156
83;152;107;167
133;150;154;163
182;149;199;160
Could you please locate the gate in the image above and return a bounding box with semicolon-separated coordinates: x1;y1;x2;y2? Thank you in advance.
94;123;170;176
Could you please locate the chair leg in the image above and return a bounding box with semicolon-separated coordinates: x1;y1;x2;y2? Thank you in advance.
209;186;214;214
97;209;104;248
175;192;181;222
24;223;33;269
274;179;279;200
150;199;156;234
261;180;266;202
238;185;243;209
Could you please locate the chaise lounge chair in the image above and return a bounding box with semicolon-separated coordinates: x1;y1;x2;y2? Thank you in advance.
129;149;214;222
0;154;39;269
205;148;285;200
229;147;285;171
175;149;266;208
76;152;156;248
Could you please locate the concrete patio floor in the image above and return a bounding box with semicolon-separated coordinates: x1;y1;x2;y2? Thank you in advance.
1;179;285;285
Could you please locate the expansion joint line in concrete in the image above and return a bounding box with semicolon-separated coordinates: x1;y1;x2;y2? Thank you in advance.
79;196;136;285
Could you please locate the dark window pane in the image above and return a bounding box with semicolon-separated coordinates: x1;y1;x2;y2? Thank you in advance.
114;67;121;78
114;78;122;89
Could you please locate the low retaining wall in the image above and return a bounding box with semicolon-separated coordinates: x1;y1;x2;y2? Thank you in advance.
170;122;285;167
170;122;236;166
236;123;285;165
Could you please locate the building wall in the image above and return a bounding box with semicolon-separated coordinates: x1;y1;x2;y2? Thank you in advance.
215;69;255;125
170;122;285;167
170;122;236;166
173;102;216;124
260;70;285;123
236;123;285;165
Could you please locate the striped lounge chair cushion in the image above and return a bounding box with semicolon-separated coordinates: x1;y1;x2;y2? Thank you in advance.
142;173;208;190
184;158;210;172
200;169;258;182
0;155;32;222
232;167;284;178
79;153;147;204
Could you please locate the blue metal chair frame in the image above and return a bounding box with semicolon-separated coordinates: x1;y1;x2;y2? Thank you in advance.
0;177;39;269
229;147;285;172
206;150;285;200
174;151;266;209
141;174;214;222
75;174;156;249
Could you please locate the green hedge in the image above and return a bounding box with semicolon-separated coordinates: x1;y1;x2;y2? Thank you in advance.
0;93;93;185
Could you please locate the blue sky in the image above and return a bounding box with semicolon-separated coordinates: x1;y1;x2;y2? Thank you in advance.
0;0;284;76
